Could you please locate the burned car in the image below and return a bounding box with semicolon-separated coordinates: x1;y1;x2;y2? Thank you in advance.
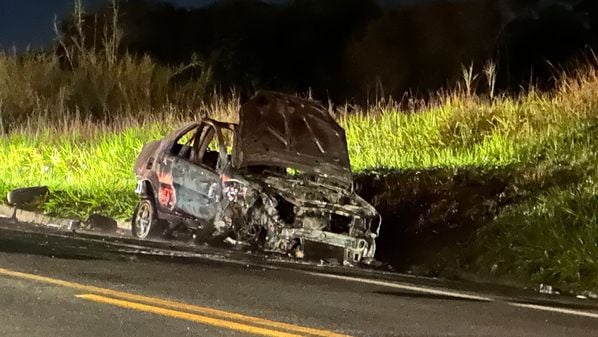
132;91;381;264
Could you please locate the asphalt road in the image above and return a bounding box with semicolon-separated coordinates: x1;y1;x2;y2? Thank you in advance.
1;220;598;337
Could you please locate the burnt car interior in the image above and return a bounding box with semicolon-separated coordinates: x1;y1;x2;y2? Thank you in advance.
133;92;381;264
170;123;232;172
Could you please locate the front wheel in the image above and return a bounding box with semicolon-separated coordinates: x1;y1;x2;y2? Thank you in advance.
131;198;164;239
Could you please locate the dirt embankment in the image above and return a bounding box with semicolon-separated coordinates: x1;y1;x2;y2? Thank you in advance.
355;165;585;276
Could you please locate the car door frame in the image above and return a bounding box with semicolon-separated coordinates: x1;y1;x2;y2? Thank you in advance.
161;121;232;224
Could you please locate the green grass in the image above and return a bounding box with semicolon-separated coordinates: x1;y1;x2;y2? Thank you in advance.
472;179;598;291
1;29;598;292
468;123;598;291
2;94;592;218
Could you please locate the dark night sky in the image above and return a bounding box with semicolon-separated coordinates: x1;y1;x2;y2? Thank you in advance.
0;0;218;50
0;0;429;51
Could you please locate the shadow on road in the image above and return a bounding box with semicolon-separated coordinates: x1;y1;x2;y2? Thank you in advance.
373;290;487;302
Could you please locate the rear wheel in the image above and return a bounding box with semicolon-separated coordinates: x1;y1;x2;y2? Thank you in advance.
131;198;164;239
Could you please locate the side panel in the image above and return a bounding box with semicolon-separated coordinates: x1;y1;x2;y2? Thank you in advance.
169;157;220;222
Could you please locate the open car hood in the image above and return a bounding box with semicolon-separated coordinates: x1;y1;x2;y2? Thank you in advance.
232;91;353;188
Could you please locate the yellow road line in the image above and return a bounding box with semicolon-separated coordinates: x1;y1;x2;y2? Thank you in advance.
0;267;351;337
76;294;301;337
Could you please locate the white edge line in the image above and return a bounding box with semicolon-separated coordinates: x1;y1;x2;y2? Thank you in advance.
303;271;494;302
6;219;598;320
306;272;598;320
510;302;598;319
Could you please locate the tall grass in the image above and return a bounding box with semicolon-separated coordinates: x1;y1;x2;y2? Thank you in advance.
1;0;598;292
0;50;218;129
1;66;596;217
0;0;218;130
3;63;597;292
343;67;598;170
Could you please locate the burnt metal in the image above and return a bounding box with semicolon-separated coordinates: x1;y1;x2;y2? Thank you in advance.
7;186;49;208
234;91;352;188
133;91;381;264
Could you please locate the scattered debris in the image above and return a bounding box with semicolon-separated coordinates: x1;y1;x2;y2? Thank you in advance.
132;91;381;264
582;291;598;299
86;214;117;234
223;237;249;246
538;283;560;295
6;186;49;210
67;219;81;232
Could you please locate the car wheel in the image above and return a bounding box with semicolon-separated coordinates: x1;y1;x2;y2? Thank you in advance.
131;198;164;239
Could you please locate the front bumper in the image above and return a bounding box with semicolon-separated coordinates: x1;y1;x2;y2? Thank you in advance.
279;228;376;263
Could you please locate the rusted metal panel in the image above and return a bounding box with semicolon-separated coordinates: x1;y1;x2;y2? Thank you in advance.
133;91;381;264
233;91;353;188
170;157;219;221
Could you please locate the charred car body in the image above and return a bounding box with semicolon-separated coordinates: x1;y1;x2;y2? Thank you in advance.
132;91;381;263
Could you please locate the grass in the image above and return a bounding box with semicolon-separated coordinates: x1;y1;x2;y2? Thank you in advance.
1;54;597;293
1;55;598;293
1;0;598;293
4;84;595;218
468;122;598;291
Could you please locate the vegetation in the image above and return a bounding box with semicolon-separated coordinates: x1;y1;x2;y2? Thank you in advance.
55;0;598;103
1;0;597;293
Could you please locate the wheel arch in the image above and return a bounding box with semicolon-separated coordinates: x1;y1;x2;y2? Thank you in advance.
137;179;156;199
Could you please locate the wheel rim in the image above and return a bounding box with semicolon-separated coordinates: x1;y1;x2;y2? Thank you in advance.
235;223;259;242
134;201;153;238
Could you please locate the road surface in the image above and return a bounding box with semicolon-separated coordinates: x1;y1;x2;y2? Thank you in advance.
0;220;597;337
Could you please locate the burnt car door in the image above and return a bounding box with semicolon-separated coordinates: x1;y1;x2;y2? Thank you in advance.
165;123;224;223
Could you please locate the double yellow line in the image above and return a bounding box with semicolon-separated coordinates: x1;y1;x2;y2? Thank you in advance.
0;267;351;337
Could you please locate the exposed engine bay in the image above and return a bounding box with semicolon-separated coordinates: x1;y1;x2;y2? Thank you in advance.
133;91;381;264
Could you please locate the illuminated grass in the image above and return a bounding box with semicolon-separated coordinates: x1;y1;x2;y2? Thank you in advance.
1;81;595;219
1;45;598;292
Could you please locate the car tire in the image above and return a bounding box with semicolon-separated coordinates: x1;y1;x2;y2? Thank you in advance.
131;198;165;240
